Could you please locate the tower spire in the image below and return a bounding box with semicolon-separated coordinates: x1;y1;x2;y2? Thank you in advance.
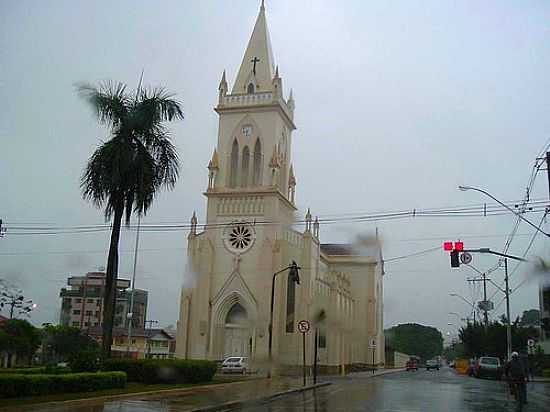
232;1;276;94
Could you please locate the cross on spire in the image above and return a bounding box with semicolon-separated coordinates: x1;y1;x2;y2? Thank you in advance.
251;57;260;75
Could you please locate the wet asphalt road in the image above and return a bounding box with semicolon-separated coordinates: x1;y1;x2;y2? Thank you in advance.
235;368;549;412
21;368;550;412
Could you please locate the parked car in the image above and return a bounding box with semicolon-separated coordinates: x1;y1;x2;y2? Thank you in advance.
426;359;440;371
221;356;249;374
474;356;502;379
406;358;418;371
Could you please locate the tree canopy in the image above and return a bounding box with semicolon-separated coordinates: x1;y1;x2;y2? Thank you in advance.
385;323;443;360
0;319;41;366
459;320;539;359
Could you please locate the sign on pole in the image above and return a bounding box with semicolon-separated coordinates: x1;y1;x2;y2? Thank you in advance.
527;339;535;348
460;252;473;265
298;320;310;386
298;320;310;334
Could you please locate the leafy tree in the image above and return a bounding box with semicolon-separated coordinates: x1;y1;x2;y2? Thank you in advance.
78;81;183;357
385;323;443;360
0;319;41;367
459;320;539;359
42;325;99;363
519;309;540;327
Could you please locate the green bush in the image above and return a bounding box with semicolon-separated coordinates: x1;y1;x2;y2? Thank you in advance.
0;367;45;374
0;366;72;375
103;359;217;384
543;368;550;378
0;372;126;398
69;348;102;372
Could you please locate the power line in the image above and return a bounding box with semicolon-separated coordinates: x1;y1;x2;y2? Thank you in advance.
383;247;441;263
4;202;548;237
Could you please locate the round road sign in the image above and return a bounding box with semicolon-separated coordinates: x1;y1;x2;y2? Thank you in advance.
460;252;473;265
527;339;535;347
297;320;310;333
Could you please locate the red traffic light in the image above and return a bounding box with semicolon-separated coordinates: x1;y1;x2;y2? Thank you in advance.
455;241;464;251
443;242;453;251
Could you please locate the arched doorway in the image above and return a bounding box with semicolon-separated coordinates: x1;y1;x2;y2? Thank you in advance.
223;303;252;358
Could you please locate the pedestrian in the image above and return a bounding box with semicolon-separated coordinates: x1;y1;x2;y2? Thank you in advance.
504;351;528;405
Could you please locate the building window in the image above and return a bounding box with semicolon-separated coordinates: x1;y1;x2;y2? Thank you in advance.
241;146;250;187
229;139;239;188
253;139;262;186
247;83;255;94
286;273;296;333
85;310;92;316
75;298;82;303
318;331;327;348
72;322;80;327
73;310;81;315
94;322;99;326
87;299;94;303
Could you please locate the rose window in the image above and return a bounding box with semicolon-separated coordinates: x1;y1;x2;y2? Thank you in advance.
223;223;255;254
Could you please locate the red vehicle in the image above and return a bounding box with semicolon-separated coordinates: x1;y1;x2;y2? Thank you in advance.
406;357;419;371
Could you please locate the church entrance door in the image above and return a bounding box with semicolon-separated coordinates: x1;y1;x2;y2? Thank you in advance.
223;303;252;358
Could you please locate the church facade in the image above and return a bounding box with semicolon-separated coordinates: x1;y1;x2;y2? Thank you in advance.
176;2;385;373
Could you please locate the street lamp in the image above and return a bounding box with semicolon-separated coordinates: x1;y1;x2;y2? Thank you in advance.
458;185;550;237
268;261;300;378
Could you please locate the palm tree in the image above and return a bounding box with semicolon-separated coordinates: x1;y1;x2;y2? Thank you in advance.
78;81;183;357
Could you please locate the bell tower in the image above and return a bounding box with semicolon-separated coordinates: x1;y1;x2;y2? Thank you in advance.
206;0;297;226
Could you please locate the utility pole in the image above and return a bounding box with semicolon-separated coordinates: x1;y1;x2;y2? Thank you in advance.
504;258;512;360
467;274;489;329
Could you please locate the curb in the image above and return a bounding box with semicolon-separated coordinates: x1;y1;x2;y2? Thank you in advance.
188;382;332;412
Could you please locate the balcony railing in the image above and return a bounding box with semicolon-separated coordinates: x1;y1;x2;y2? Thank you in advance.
222;92;273;106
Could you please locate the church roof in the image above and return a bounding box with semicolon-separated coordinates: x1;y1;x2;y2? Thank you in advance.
232;1;276;94
320;243;379;258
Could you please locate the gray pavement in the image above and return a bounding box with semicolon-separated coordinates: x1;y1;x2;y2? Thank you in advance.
235;368;550;412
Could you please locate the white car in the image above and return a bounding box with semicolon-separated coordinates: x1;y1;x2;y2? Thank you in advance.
221;356;248;374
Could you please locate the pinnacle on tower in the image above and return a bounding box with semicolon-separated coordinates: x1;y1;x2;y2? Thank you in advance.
208;149;220;170
218;70;228;91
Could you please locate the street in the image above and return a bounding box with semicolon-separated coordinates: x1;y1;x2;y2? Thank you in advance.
21;368;550;412
234;368;549;412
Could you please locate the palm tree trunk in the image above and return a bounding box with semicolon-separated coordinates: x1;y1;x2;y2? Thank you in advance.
102;200;124;358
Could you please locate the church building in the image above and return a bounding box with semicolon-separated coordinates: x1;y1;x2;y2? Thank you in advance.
176;2;385;373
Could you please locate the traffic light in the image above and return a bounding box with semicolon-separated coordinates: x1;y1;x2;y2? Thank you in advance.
450;250;460;268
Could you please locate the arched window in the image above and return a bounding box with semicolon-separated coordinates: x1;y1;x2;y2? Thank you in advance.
247;83;255;94
241;146;250;187
230;140;239;188
253;139;262;186
226;303;247;325
286;273;296;333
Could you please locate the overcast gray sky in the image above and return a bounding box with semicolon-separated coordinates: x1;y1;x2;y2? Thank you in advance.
1;0;549;337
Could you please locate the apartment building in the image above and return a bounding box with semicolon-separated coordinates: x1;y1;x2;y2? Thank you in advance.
59;272;148;330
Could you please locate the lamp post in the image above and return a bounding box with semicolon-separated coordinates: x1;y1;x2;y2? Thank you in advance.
126;215;141;357
268;261;300;378
449;293;477;324
458;185;550;237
